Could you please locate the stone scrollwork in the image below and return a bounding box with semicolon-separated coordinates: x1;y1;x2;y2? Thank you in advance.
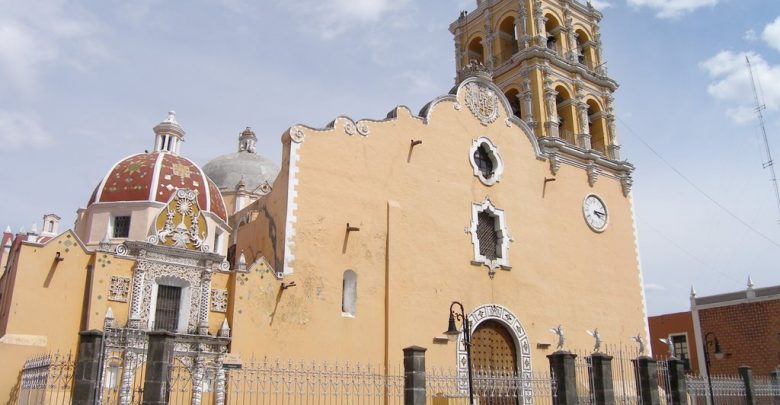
586;161;600;187
344;121;357;136
108;276;131;302
356;122;370;136
549;151;561;175
621;174;633;197
290;126;305;143
210;289;228;313
464;82;500;126
151;189;208;252
115;243;128;256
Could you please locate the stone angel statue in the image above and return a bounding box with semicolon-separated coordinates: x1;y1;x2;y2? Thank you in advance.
550;325;565;350
586;328;602;352
631;333;645;356
659;338;675;357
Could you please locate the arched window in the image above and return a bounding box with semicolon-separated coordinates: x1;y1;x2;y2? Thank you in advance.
544;14;562;54
505;89;522;119
497;17;518;64
575;29;594;68
342;270;357;317
468;37;485;64
587;99;607;153
469;137;504;186
555;86;576;144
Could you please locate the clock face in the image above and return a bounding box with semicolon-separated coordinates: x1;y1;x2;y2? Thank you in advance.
583;194;608;232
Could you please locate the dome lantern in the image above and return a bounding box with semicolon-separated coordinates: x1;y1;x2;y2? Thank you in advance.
153;111;186;155
238;127;257;153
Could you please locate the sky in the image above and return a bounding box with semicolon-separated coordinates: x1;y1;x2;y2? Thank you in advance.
0;0;779;316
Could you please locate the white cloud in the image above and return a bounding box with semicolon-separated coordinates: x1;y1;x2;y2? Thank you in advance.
626;0;717;19
0;111;52;149
0;0;106;94
700;50;780;123
762;16;780;52
589;0;611;9
644;283;666;292
278;0;411;39
744;29;757;42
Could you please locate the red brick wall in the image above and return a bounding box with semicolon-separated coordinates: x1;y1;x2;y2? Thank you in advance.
648;311;698;375
698;299;780;376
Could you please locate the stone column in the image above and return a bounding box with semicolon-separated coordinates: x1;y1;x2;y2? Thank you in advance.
198;269;212;335
666;358;687;405
119;352;136;405
548;351;577;405
589;353;615;405
739;366;756;405
517;2;529;50
544;76;560;138
632;357;659;405
142;331;176;405
192;355;205;405
403;346;426;405
72;330;104;405
534;0;546;46
215;357;227;405
576;102;592;149
770;369;780;405
128;262;146;329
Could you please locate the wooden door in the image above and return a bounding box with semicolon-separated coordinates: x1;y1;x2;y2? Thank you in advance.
471;320;519;405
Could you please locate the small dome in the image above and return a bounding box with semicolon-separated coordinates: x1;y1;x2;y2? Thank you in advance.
203;127;279;193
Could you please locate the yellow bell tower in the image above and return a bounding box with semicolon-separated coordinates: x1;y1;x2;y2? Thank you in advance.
450;0;621;160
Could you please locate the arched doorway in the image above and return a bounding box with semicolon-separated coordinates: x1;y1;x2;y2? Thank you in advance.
456;305;531;404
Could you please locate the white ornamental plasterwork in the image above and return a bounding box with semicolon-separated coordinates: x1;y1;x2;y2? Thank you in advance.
290;126;305;143
344;121;357;136
210;289;228;313
356;122;370;136
150;189;209;252
464;82;500;126
455;304;532;396
139;261;203;334
108;276;131;302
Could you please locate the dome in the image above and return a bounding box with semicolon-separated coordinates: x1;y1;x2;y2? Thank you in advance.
87;112;228;222
203;127;279;192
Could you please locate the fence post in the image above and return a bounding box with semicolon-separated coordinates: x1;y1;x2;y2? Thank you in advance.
666;357;687;405
770;368;780;405
632;356;659;405
548;351;578;405
72;330;104;405
739;366;755;405
403;346;427;405
589;353;615;405
142;330;176;405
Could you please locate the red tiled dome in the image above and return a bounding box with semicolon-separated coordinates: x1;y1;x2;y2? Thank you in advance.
88;151;227;222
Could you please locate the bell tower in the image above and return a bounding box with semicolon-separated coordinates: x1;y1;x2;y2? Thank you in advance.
450;0;621;160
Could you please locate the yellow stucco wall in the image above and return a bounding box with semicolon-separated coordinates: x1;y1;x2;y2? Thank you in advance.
231;79;645;372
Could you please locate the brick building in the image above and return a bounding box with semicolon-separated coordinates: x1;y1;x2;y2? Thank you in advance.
650;280;780;377
648;311;698;375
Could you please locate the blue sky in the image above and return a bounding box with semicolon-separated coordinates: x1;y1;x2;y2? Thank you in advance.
1;0;779;315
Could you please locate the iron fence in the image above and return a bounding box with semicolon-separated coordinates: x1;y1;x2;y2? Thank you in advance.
750;375;780;405
17;351;75;405
427;367;556;405
223;357;403;404
687;374;748;405
99;327;149;405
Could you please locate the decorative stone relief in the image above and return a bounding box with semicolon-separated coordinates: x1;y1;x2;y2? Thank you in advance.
290;126;305;143
108;276;131;302
344;121;357;136
210;289;228;313
586;161;600;186
621;174;633;197
464;82;500;126
356;122;370;136
549;151;561;175
150;189;209;252
115;244;128;256
139;261;203;334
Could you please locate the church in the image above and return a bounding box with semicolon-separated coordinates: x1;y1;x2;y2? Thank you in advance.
0;0;648;402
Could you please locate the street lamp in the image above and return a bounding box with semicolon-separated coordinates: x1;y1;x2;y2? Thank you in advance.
444;301;474;405
703;332;724;405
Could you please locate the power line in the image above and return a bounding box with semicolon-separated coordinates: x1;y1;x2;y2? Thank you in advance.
617;117;780;249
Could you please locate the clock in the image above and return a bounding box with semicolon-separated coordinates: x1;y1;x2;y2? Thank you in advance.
583;194;608;232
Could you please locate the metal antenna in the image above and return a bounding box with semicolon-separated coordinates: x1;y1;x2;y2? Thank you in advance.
747;56;780;222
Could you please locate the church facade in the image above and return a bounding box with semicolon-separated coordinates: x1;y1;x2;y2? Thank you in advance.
0;0;649;401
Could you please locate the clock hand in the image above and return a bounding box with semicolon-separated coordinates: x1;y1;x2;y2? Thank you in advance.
594;211;605;218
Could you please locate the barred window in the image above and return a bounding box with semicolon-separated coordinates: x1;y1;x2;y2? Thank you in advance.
473;145;494;179
477;211;499;260
154;285;182;332
113;215;131;238
671;334;691;371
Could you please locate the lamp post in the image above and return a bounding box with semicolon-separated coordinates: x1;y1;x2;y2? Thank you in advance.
444;301;474;405
702;332;724;405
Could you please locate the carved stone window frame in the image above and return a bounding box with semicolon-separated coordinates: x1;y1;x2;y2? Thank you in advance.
469;137;504;186
468;198;511;273
147;275;193;333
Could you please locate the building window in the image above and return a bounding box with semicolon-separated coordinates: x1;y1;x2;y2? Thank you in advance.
342;270;357;317
670;334;691;371
469;198;511;272
468;137;504;186
154;285;182;332
112;215;131;238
